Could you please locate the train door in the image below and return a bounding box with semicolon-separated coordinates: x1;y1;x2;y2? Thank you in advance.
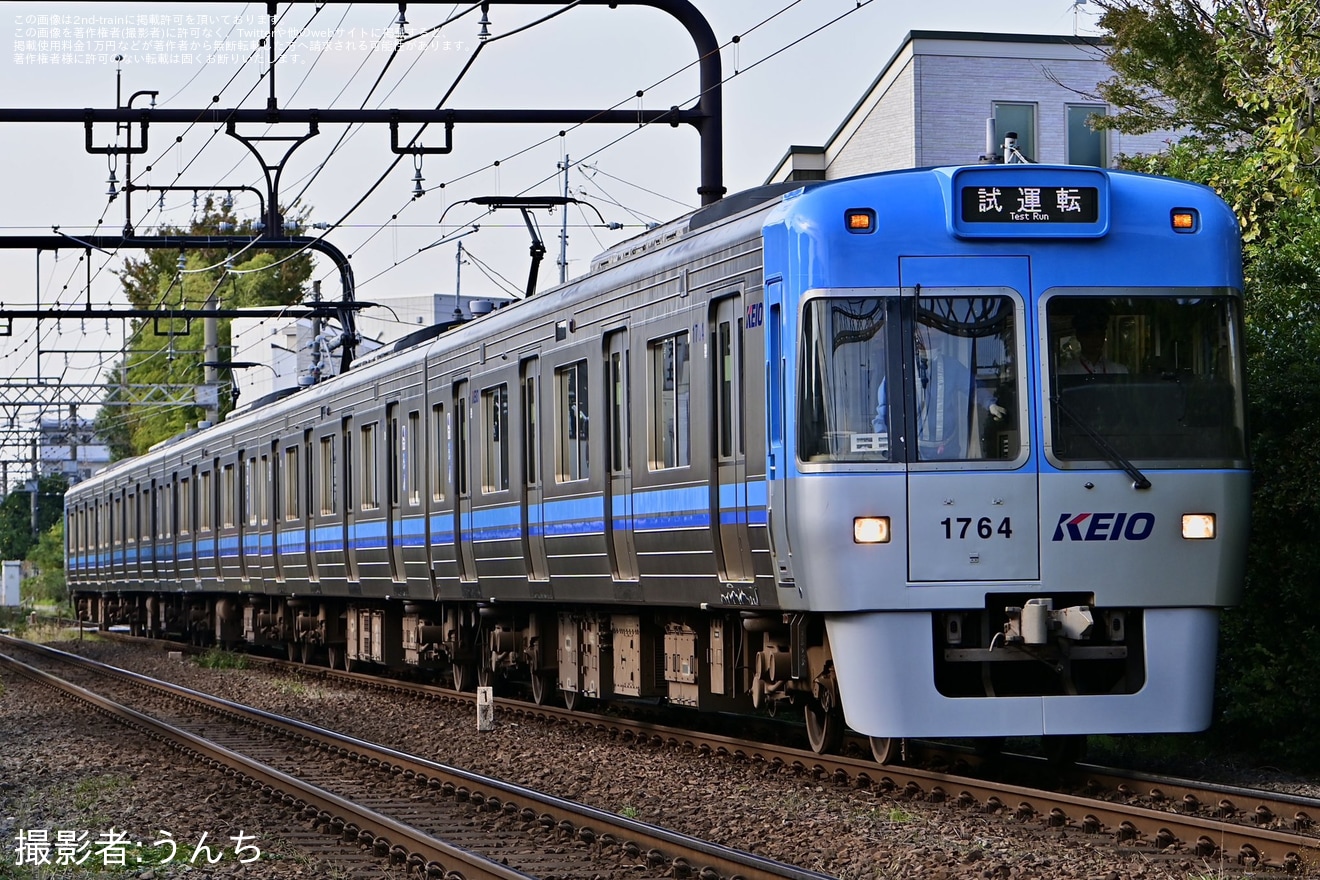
898;257;1038;582
387;403;406;583
342;416;359;585
303;431;318;585
764;279;797;588
713;295;755;582
454;380;477;583
239;454;254;585
148;478;159;584
520;357;550;582
605;329;638;581
269;441;284;585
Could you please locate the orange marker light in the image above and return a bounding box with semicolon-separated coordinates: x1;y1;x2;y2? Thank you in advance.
1171;209;1197;231
846;209;876;233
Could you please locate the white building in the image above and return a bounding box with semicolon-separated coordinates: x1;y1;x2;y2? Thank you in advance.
767;31;1178;183
38;415;110;483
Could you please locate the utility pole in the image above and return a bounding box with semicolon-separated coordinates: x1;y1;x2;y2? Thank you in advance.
203;277;219;426
454;240;467;321
557;154;570;285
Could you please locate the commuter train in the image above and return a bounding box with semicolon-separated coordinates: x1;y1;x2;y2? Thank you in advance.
67;164;1249;762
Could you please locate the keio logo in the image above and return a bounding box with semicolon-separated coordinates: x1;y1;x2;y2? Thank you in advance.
1051;512;1155;542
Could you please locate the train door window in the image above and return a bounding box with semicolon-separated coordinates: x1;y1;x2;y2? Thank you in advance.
716;316;745;459
126;492;137;549
455;390;470;497
1066;104;1107;167
180;477;192;537
246;457;258;528
112;494;122;548
360;422;379;510
429;403;447;502
482;384;510;493
648;332;690;469
256;455;270;526
610;346;630;472
387;405;401;512
992;101;1036;162
406;410;421;507
220;465;233;528
319;436;336;515
912;295;1020;462
555;361;589;482
283;446;300;521
198;470;212;533
520;366;538;486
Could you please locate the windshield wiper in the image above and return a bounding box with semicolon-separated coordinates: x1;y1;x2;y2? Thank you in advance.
1051;394;1152;490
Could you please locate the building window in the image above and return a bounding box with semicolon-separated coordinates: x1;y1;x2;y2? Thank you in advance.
1066;104;1107;167
556;361;590;482
992;102;1036;163
649;332;691;469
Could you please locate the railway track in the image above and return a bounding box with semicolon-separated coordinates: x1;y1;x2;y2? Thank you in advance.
0;636;837;880
20;632;1320;874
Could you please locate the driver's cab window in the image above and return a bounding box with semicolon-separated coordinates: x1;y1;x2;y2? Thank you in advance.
912;295;1020;462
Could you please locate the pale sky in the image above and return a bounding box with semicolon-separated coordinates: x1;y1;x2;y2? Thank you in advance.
0;0;1103;453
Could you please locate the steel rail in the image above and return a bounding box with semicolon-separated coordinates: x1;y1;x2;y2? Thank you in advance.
1;637;839;880
0;649;537;880
71;631;1320;872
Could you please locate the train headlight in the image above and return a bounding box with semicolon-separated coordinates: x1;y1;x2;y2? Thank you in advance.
853;516;890;544
1181;513;1216;540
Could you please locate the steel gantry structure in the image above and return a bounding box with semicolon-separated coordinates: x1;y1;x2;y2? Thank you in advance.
0;0;726;488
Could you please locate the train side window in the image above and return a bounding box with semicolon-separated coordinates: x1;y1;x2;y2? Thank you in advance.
555;361;590;482
429;403;447;503
648;332;690;469
482;384;510;493
360;422;380;510
406;410;421;506
283;446;300;521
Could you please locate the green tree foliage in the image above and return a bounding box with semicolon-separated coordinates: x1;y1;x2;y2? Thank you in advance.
25;519;66;604
1097;1;1320;764
95;199;314;458
0;474;68;561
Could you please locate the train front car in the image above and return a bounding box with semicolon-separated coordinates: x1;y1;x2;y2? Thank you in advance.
760;165;1248;760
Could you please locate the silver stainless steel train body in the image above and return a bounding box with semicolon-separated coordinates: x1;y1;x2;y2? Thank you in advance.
67;164;1249;752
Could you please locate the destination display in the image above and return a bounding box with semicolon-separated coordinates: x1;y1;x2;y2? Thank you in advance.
960;185;1099;224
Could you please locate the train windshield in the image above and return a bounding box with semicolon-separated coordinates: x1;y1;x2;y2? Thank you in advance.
797;293;1021;464
1046;292;1246;464
798;296;892;463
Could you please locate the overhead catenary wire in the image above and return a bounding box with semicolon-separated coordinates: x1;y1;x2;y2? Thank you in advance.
16;0;878;442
